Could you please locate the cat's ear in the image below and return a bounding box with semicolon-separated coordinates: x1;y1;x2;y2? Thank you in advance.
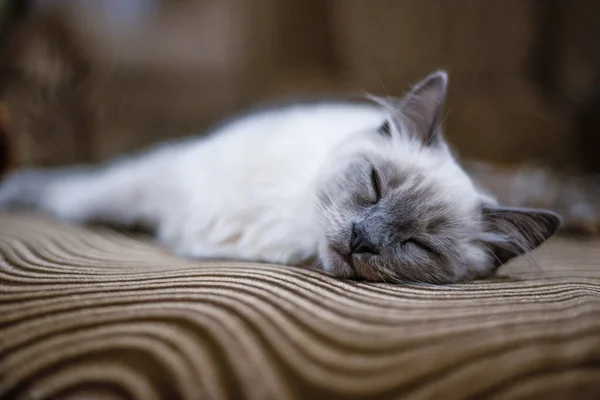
397;70;448;145
480;206;562;267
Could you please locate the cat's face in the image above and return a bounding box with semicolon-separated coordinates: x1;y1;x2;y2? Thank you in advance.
315;71;562;284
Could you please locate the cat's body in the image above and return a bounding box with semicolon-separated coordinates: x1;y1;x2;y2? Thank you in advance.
0;101;383;264
0;72;562;283
64;101;384;264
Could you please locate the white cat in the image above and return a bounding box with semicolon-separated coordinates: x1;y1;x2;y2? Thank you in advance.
0;71;561;283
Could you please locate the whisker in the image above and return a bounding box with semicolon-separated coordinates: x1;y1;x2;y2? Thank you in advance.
373;69;392;103
474;239;504;268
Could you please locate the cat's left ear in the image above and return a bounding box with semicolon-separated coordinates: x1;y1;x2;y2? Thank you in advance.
397;70;448;145
480;205;562;268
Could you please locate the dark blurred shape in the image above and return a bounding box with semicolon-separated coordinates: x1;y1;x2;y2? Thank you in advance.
528;0;562;98
0;0;93;165
576;79;600;172
528;0;600;172
0;0;30;36
0;105;9;176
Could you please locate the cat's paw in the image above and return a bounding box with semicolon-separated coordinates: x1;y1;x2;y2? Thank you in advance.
0;169;50;209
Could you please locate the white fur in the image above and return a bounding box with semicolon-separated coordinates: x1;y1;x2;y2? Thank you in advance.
35;103;391;265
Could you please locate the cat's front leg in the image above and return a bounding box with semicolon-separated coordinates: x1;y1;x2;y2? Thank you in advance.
155;212;243;261
156;216;316;266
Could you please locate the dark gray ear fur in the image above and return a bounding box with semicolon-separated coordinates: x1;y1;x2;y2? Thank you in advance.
368;70;448;145
397;70;448;145
480;206;563;267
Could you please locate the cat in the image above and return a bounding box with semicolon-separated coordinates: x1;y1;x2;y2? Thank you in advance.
0;71;562;284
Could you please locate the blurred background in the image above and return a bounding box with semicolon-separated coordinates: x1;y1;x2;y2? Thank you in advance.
0;0;599;172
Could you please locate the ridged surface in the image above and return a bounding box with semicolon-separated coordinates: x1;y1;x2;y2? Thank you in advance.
1;212;600;400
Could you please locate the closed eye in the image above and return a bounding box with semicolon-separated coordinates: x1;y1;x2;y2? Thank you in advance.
402;238;439;256
370;167;382;203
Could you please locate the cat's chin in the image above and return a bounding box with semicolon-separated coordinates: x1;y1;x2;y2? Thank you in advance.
317;240;356;279
318;241;389;282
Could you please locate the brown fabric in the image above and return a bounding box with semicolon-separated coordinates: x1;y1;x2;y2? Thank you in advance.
1;212;600;399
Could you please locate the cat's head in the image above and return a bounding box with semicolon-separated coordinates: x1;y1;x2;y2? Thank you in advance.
314;70;562;284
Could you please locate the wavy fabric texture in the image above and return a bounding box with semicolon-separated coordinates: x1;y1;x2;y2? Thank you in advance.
1;212;600;399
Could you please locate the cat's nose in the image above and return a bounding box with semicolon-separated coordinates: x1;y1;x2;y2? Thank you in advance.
350;223;378;255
